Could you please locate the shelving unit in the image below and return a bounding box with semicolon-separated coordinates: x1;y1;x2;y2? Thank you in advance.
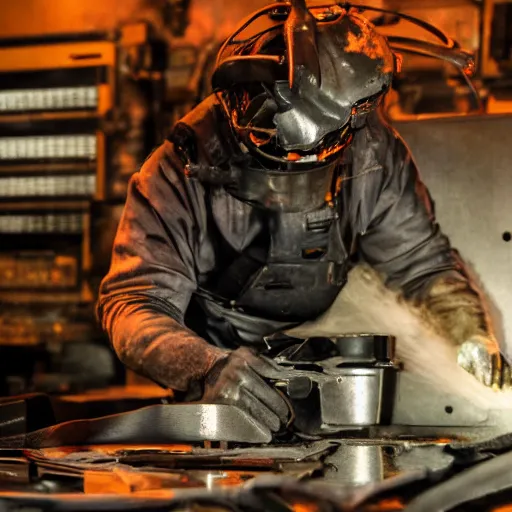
0;36;117;344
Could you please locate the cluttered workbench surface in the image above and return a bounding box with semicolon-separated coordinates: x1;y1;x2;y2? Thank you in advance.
1;360;512;512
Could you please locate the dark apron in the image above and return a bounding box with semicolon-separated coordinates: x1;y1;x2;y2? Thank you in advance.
194;201;350;349
168;99;351;347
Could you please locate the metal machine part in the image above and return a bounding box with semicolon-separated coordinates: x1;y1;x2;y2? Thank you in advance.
2;387;512;509
323;444;384;487
393;115;512;353
392;371;490;427
3;443;512;510
405;449;512;512
226;160;338;213
0;404;273;448
272;335;399;435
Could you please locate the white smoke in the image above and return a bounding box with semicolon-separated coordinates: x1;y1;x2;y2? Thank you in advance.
287;265;512;411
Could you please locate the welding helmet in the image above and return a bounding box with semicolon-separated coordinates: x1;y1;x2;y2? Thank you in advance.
211;1;397;212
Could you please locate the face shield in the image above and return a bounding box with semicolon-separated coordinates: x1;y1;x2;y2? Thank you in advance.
207;1;474;212
209;3;395;212
222;91;383;212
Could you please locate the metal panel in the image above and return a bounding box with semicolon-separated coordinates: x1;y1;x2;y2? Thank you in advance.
0;404;273;447
393;114;512;354
480;0;512;78
392;372;490;426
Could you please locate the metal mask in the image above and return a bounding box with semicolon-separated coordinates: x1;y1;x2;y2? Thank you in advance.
202;1;475;212
212;2;396;169
207;2;395;211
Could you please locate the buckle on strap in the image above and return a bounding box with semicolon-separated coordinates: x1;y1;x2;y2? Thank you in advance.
306;207;338;232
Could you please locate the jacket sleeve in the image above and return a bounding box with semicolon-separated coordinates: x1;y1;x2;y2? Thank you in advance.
96;143;226;393
357;123;492;344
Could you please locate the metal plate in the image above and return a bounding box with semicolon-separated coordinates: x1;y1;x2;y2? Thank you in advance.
392;372;489;427
75;403;272;444
394;114;512;355
0;404;272;448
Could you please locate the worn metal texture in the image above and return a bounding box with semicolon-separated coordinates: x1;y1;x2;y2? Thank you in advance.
273;364;386;432
405;449;512;512
6;432;512;509
231;161;338;213
16;439;455;493
323;444;385;487
391;372;512;443
393;114;512;355
273;336;398;433
21;439;338;472
0;404;272;448
322;442;455;493
392;371;490;427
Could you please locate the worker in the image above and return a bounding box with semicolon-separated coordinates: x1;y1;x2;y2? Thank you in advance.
97;2;509;433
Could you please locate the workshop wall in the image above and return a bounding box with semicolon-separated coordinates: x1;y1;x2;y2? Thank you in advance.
0;0;479;85
0;0;387;44
0;0;267;43
0;0;474;43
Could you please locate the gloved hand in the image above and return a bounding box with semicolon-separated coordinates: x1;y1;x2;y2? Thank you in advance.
457;335;511;389
202;347;289;432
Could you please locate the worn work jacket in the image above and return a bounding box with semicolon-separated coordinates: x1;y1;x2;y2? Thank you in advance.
97;96;489;393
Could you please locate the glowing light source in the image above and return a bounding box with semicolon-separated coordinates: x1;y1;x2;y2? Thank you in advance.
0;86;98;112
0;175;96;197
0;214;83;233
0;135;96;160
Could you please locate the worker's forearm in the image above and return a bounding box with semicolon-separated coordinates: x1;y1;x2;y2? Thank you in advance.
418;271;492;345
100;298;226;393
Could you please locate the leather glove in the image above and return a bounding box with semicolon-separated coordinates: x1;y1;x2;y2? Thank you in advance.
457;335;512;389
201;347;289;432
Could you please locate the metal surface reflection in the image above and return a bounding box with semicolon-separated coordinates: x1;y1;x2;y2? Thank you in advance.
323;444;384;487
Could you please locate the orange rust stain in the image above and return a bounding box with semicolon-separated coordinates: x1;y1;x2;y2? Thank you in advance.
364;497;405;511
345;30;382;59
294;503;320;512
84;469;168;494
394;52;403;74
84;469;260;495
250;132;271;146
230;457;275;467
344;14;394;74
211;471;257;487
335;175;343;195
303;248;322;256
61;385;171;402
318;133;352;162
318;145;338;161
89;444;194;454
36;444;193;459
132;489;177;498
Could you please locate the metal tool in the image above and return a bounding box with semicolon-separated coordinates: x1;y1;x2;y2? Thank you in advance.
271;334;400;435
0;404;273;448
